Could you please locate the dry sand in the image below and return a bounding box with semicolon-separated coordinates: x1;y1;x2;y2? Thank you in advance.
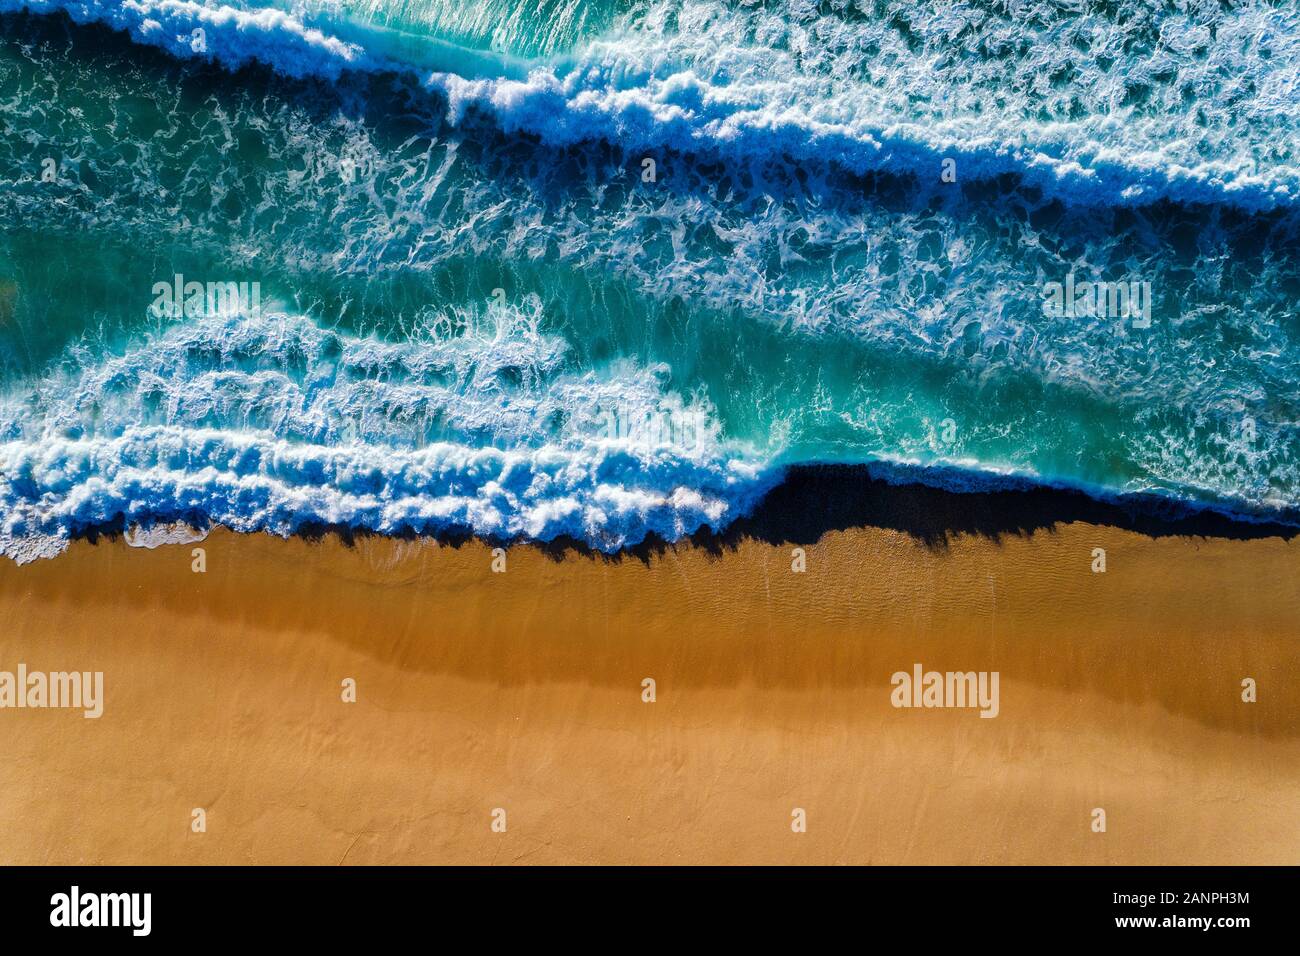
0;521;1296;864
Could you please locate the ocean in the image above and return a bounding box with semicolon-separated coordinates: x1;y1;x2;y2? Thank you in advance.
0;0;1296;561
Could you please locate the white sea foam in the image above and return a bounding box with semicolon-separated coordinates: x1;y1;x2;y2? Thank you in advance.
124;520;210;548
0;307;774;561
3;0;1296;210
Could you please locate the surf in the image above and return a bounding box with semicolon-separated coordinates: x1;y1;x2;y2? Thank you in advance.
0;307;773;561
2;0;1295;210
1;2;1298;560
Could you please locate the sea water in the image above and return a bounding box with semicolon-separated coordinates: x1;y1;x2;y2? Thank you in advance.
0;0;1296;560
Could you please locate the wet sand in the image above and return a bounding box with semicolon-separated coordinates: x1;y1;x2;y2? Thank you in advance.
0;519;1296;864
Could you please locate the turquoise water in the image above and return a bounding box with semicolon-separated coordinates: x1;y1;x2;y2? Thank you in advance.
0;0;1297;560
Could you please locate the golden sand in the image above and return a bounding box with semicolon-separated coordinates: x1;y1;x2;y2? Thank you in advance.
0;522;1296;864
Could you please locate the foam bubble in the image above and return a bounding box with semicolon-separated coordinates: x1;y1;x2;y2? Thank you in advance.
4;0;1295;209
0;307;773;560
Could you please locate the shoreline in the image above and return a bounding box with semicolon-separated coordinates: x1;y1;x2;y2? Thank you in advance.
10;459;1300;570
1;517;1296;864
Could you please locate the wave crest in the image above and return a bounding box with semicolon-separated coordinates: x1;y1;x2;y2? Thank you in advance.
0;308;770;561
4;0;1296;209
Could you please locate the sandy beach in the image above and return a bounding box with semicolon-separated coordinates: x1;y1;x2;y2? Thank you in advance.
0;503;1296;866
